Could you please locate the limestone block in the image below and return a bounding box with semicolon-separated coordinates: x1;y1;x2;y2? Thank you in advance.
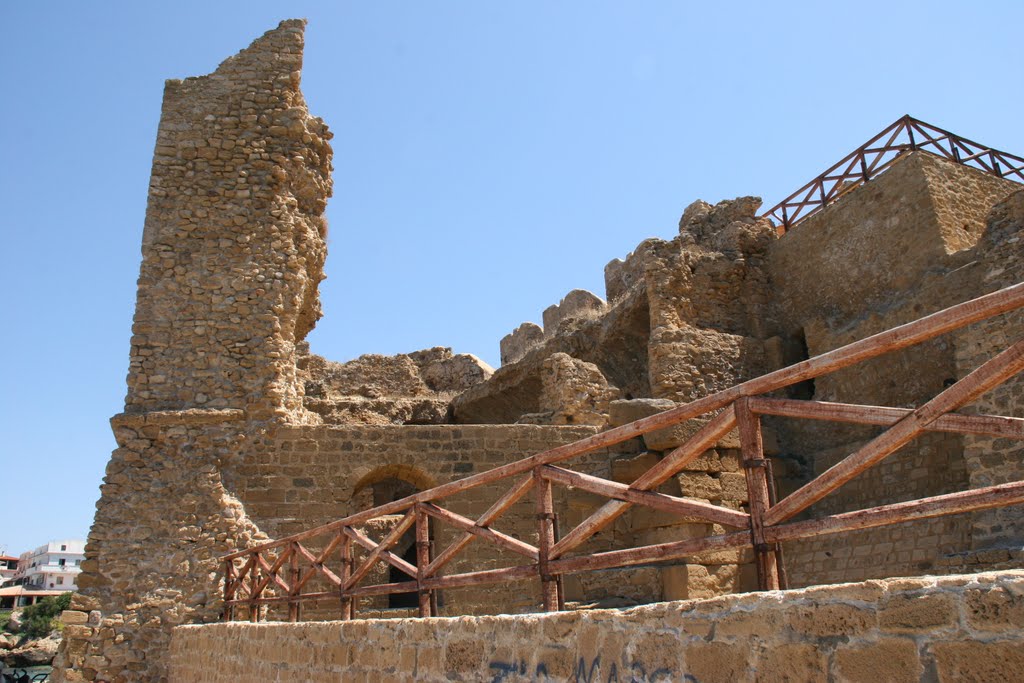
610;451;660;484
684;641;750;683
932;640;1024;682
787;603;876;637
662;563;740;601
756;643;827;682
409;347;494;392
718;472;748;502
878;593;958;633
834;638;922;683
608;398;676;427
60;611;90;626
964;585;1024;631
538;353;618;426
676;472;722;500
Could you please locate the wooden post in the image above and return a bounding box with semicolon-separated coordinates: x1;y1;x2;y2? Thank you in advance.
553;512;565;611
415;505;433;617
736;398;780;590
223;560;235;622
763;459;789;590
340;531;353;620
249;553;261;623
534;468;559;612
288;544;301;623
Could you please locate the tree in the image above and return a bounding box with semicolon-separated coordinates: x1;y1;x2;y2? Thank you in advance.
19;593;72;638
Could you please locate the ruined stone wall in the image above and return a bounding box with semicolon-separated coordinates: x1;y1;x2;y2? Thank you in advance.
126;19;331;422
53;20;333;683
767;153;1023;586
953;190;1024;550
169;570;1024;682
60;15;1024;680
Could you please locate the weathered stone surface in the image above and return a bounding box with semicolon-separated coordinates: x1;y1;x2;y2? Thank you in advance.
297;345;492;425
168;572;1024;682
535;353;619;426
542;289;607;337
499;322;544;366
834;638;922;682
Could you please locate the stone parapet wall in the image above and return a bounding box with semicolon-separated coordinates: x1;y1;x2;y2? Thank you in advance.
169;570;1024;682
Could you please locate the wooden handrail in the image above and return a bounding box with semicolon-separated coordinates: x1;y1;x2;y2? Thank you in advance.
220;283;1024;621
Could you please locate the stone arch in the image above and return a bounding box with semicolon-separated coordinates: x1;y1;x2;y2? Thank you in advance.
351;464;437;510
350;464;437;610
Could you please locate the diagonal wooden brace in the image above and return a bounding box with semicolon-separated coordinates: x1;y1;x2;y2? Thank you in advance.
765;338;1024;526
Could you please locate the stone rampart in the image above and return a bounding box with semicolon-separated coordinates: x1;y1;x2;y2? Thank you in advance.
169;570;1024;682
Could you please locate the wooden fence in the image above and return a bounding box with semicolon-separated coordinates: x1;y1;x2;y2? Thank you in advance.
762;115;1024;234
221;282;1024;621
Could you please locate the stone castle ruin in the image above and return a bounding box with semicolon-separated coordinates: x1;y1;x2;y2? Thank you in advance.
52;20;1024;683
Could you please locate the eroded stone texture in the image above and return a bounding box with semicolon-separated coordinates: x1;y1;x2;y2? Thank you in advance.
168;571;1024;682
542;289;607;337
125;19;331;424
297;344;492;425
499;322;544;365
531;352;620;426
53;20;333;683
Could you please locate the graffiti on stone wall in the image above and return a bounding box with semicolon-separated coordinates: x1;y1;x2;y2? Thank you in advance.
489;656;698;682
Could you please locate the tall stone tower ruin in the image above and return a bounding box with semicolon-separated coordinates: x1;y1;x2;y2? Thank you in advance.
53;20;332;683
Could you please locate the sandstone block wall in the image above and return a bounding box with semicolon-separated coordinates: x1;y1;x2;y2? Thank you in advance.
953;190;1024;549
169;570;1024;682
766;153;1023;586
223;423;720;615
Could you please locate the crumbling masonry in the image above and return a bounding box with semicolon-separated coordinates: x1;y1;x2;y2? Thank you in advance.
53;20;1023;683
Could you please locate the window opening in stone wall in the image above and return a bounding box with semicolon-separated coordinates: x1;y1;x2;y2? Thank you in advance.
785;328;815;400
388;540;419;609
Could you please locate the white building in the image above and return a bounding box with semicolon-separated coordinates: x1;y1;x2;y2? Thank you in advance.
15;539;85;591
0;555;18;586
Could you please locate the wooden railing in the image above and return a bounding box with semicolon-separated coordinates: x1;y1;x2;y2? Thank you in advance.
221;282;1024;622
762;115;1024;234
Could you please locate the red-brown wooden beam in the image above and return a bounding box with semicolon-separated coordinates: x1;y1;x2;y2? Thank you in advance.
423;474;533;578
539;464;749;529
535;470;559;611
736;398;779;590
420;502;539;560
415;505;433;617
765;338;1024;526
343;510;416;589
766;480;1024;544
748;397;1024;439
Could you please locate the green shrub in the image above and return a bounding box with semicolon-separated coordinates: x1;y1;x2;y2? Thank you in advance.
19;593;73;637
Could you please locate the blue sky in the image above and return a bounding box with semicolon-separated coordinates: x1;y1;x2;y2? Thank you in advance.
0;1;1021;555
